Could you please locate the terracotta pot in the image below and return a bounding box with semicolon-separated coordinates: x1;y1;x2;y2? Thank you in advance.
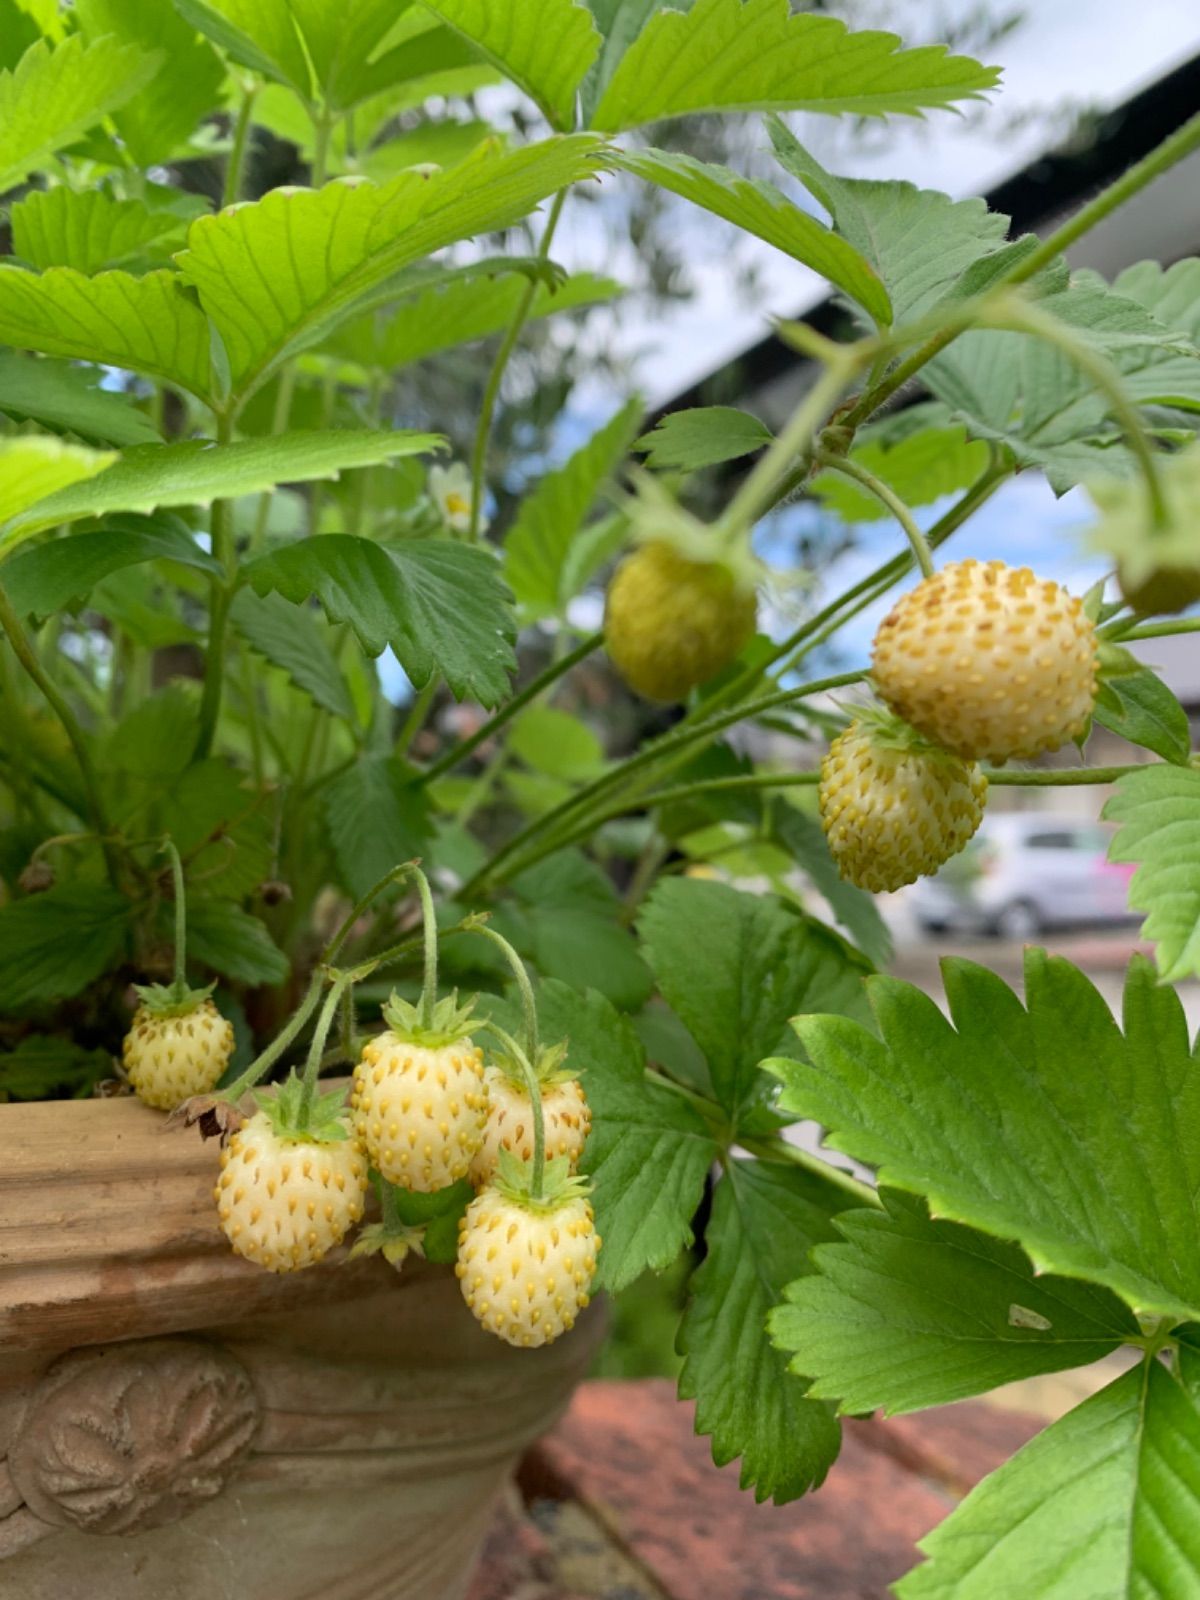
0;1094;603;1599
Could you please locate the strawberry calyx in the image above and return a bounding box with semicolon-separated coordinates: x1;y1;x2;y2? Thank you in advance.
491;1148;591;1215
849;701;982;771
256;1070;354;1144
349;1221;420;1268
624;469;764;598
491;1038;575;1090
133;978;217;1019
381;988;477;1049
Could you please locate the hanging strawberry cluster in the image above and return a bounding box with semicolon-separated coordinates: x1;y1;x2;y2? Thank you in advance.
122;859;599;1349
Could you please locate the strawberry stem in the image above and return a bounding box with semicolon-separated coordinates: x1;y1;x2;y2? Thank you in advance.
814;450;936;580
469;923;540;1067
223;969;326;1104
161;837;189;991
406;864;440;1029
299;976;350;1127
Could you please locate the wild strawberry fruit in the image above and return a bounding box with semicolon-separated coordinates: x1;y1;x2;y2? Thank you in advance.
123;992;234;1111
872;559;1097;763
351;992;488;1192
215;1076;367;1273
1089;446;1200;616
820;716;988;893
470;1042;591;1186
457;1155;599;1348
606;540;758;703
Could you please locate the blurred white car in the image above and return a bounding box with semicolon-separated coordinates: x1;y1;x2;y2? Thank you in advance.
909;814;1136;939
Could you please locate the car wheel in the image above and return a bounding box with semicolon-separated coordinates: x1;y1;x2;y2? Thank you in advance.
992;900;1042;941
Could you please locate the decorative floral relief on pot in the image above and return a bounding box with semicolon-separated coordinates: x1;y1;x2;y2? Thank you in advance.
8;1338;260;1536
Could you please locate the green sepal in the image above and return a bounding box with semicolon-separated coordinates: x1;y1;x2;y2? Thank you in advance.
133;978;217;1019
381;988;478;1048
623;469;765;597
491;1037;578;1089
255;1070;352;1144
349;1221;420;1268
492;1147;592;1213
385;1176;474;1226
848;700;983;773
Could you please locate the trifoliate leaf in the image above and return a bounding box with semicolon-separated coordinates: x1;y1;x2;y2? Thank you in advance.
506;399;642;619
422;0;601;129
6;431;441;542
533;979;720;1292
0;353;160;448
767;118;1011;327
0;33;161;195
590;0;999;129
0;266;215;404
230;588;356;723
242;535;517;706
0;885;131;1009
635;407;772;473
679;1158;844;1504
638;878;871;1123
898;1350;1200;1599
612;147;890;325
11;187;185;273
3;517;219;622
772;951;1200;1322
323;756;431;900
0;436;116;528
771;1190;1139;1417
1104;765;1200;982
175;137;605;401
186;899;289;986
75;0;225;166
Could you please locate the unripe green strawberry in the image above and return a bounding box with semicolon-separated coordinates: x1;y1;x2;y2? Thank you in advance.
456;1177;599;1348
351;993;488;1192
820;717;988;893
215;1084;367;1273
470;1054;590;1186
606;541;757;702
123;996;234;1111
1118;562;1200;618
872;559;1097;763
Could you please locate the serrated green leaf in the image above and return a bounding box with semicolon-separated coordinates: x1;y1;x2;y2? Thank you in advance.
898;1351;1200;1599
1093;666;1191;766
0;436;116;528
0;885;131;1009
186;899;289;986
0;1034;113;1102
0;33;161;195
505;398;641;619
775;951;1200;1322
242;535;516;705
591;0;1000;131
767;802;892;970
614;147;890;325
161;759;274;901
175;137;605;401
105;684;198;780
509;851;653;1008
330;270;620;372
772;1190;1138;1417
77;0;225;165
0;0;41;74
286;0;413;109
11;188;184;273
4;517;219;620
7;431;441;542
423;0;600;129
639;878;870;1122
323;755;431;900
534;979;719;1291
0;354;160;449
0;267;215;405
171;0;311;95
811;423;991;523
230;588;356;723
679;1158;844;1504
579;0;658;123
635;406;772;473
1105;765;1200;982
767;119;1011;327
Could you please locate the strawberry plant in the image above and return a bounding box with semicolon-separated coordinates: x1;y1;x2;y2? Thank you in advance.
1;1;1199;1588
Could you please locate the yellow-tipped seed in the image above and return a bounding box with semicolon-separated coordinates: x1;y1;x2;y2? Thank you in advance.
457;1186;598;1349
352;1038;488;1192
122;998;234;1111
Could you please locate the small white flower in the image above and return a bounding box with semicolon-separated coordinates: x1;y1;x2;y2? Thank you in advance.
429;462;485;535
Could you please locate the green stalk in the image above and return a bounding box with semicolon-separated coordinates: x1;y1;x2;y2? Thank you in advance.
223;970;326;1103
418;631;605;787
0;584;121;888
298;977;349;1126
311;105;333;186
1111;617;1200;641
468;188;568;542
397;680;438;757
408;864;440;1028
740;1135;880;1209
815;451;935;579
986;764;1150;786
223;83;258;208
324;862;413;962
468;923;540;1065
160;838;188;989
194;415;237;761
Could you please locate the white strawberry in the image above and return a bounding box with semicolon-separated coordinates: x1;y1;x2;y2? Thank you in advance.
470;1043;590;1186
124;994;235;1111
